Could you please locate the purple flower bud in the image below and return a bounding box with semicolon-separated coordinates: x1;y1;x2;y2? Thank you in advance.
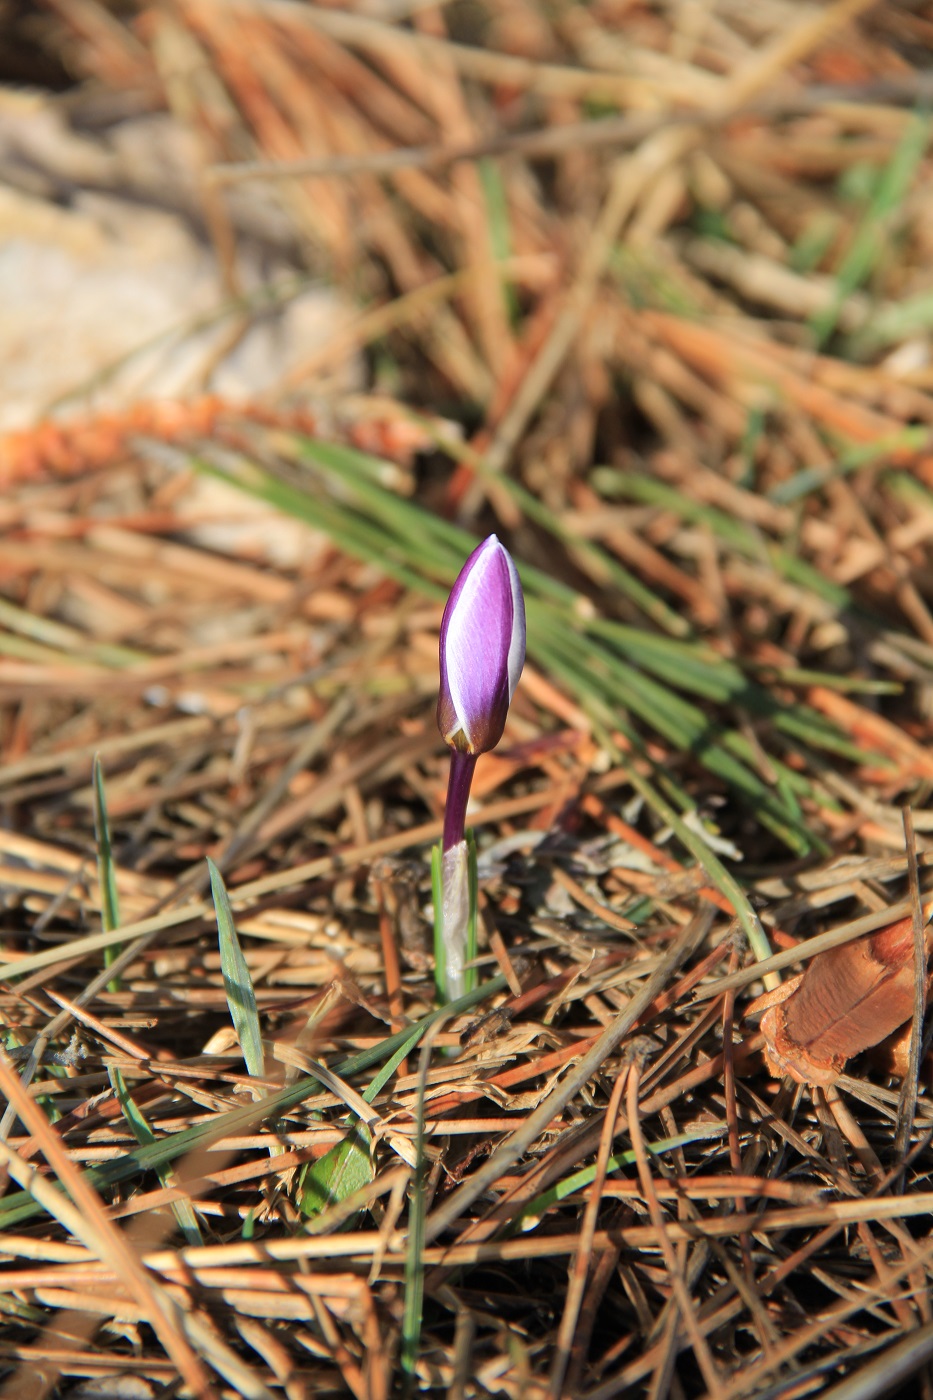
437;534;526;757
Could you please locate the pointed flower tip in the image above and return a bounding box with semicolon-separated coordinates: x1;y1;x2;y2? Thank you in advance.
437;534;526;756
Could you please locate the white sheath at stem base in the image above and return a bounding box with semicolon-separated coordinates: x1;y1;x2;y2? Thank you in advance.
441;839;470;1001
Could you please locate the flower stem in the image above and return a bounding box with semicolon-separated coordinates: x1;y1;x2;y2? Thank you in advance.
442;751;477;852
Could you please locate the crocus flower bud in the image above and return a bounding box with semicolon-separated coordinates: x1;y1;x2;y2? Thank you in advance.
437;535;526;757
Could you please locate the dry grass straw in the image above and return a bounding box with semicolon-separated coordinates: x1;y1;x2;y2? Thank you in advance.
4;0;933;1395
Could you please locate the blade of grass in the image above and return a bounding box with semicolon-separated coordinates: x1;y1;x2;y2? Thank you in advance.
605;736;776;972
95;760;202;1245
811;112;931;346
767;428;928;507
501;474;692;636
194;453;446;600
478;157;518;324
513;1126;727;1233
209;858;265;1083
592;467;852;611
531;605;818;852
93;757;122;990
0;596;146;670
107;1070;202;1245
401;1023;439;1386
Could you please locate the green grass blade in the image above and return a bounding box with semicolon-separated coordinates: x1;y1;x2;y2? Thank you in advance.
92;757;122;986
533;607;817;852
209;858;265;1082
95;760;202;1243
767;428;927;506
110;1065;202;1245
400;1035;432;1384
811;112;930;345
479;157;518;323
592;467;852;610
513;1126;727;1231
195;454;444;601
615;747;774;968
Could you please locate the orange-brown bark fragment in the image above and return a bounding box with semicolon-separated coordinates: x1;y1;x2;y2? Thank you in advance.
760;912;926;1087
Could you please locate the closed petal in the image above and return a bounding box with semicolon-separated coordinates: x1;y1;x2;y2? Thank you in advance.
438;535;525;755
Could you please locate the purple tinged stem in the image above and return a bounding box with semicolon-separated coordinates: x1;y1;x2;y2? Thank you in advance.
443;750;477;852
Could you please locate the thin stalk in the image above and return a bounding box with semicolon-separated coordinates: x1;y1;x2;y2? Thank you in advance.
442;751;476;852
